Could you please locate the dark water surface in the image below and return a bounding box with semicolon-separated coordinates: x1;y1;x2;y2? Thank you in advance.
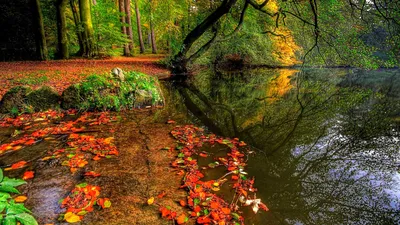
163;68;400;225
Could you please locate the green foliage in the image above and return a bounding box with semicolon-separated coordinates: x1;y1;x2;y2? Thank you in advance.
91;0;129;57
0;169;38;225
61;71;163;111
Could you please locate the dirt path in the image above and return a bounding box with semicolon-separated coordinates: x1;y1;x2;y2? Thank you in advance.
1;110;187;225
82;111;186;225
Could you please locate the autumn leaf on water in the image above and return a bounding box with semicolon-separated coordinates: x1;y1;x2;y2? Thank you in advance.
64;212;81;223
14;195;28;203
22;170;35;180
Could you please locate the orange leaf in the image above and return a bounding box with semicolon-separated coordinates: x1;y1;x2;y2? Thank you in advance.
14;195;27;203
221;208;231;215
22;171;35;180
11;161;27;169
210;201;219;209
176;213;188;224
179;200;186;207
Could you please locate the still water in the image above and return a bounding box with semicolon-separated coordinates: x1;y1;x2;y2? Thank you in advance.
163;68;400;225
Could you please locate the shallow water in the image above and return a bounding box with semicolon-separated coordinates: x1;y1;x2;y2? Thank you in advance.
164;68;400;224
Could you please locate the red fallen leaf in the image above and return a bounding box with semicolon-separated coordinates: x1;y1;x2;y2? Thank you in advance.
22;171;34;180
199;153;208;157
211;212;220;221
197;216;211;224
231;175;239;180
193;205;201;213
179;200;186;207
84;171;101;177
11;161;27;169
167;120;176;124
24;139;36;146
259;202;269;211
160;207;170;218
157;190;166;198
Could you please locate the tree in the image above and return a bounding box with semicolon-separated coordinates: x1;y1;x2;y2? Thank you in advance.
32;0;48;60
79;0;95;57
56;0;69;59
119;0;130;56
125;0;135;55
70;0;84;55
148;0;157;54
169;0;400;74
134;0;145;53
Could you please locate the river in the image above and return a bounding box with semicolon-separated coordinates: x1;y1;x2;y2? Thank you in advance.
162;68;400;225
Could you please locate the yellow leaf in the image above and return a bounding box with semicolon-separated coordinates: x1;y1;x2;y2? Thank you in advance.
64;212;81;223
147;197;155;205
104;137;114;145
14;195;27;203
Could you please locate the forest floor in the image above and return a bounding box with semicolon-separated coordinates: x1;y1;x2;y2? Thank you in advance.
0;55;186;224
0;55;169;98
0;56;265;225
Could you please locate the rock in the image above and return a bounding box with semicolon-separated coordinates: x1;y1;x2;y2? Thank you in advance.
27;86;60;112
111;67;125;82
0;86;32;114
61;84;81;110
135;89;153;108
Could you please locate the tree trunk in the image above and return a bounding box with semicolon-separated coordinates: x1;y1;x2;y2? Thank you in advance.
70;0;84;55
125;0;134;55
171;0;238;75
56;0;69;59
32;0;48;60
134;0;145;53
79;0;95;57
119;0;130;56
150;14;157;54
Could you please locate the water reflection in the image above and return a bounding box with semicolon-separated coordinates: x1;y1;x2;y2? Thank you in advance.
165;68;400;224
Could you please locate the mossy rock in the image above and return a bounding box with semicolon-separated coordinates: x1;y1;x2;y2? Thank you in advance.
61;84;81;110
27;86;60;112
0;86;32;114
61;71;164;111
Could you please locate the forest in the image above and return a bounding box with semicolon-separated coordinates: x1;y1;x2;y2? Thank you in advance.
0;1;400;225
1;0;399;70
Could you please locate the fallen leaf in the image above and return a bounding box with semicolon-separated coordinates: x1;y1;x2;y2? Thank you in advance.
14;195;27;203
176;213;188;224
64;212;81;223
147;197;155;205
11;161;27;169
84;171;101;177
22;171;35;180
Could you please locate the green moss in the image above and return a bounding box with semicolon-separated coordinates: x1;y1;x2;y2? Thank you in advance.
61;71;163;111
26;86;60;112
0;86;32;114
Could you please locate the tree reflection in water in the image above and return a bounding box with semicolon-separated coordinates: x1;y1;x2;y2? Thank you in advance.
166;68;400;224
